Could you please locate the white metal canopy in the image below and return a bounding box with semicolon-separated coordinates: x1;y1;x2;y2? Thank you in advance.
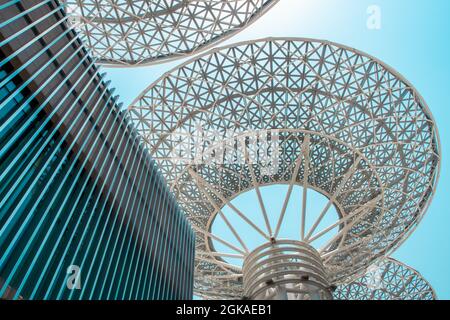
334;257;436;300
128;38;441;299
64;0;279;66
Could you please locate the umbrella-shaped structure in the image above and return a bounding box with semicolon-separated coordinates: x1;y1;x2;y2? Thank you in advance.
64;0;279;66
128;38;440;299
334;257;436;300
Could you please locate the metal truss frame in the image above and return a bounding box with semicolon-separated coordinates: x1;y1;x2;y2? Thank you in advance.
64;0;279;66
128;38;441;299
334;257;436;300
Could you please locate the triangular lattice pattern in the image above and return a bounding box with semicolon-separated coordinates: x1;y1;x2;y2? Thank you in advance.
128;38;440;299
334;257;436;300
65;0;278;66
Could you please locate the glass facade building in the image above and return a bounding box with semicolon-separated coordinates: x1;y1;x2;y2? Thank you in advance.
0;0;194;300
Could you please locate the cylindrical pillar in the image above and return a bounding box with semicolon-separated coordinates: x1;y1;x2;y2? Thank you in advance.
243;240;333;300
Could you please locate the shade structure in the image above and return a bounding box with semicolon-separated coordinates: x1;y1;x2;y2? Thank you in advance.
334;257;436;300
128;38;440;299
64;0;279;66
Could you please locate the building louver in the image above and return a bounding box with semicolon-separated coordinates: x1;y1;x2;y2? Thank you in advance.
0;0;194;300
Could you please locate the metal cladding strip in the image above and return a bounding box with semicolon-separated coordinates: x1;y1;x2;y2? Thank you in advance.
0;16;76;115
165;192;179;299
128;156;159;299
76;127;145;300
166;191;183;299
0;24;80;160
159;191;172;299
0;1;20;11
3;0;109;298
133;164;163;299
159;192;173;299
13;65;110;299
149;177;169;300
0;47;97;256
122;146;156;299
111;133;150;300
77;113;141;300
0;0;194;300
122;125;172;298
0;4;67;65
37;88;117;300
0;22;96;270
0;0;54;27
141;170;167;299
147;173;168;299
0;44;93;216
48;92;128;299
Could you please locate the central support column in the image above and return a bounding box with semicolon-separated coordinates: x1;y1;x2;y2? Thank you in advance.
243;240;333;300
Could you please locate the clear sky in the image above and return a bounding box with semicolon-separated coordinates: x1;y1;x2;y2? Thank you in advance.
103;0;450;299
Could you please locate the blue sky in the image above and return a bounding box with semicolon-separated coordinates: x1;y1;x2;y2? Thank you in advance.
103;0;450;299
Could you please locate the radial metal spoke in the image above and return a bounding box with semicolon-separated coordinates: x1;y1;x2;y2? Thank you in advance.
188;168;270;241
300;135;311;240
197;251;245;260
318;202;383;256
305;156;362;241
195;175;250;253
190;224;245;255
322;240;365;261
196;255;242;273
307;194;383;244
245;149;273;237
127;38;440;299
274;135;309;239
204;274;243;281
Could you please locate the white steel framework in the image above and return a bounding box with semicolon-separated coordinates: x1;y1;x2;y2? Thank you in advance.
128;38;441;299
64;0;279;66
334;257;436;300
